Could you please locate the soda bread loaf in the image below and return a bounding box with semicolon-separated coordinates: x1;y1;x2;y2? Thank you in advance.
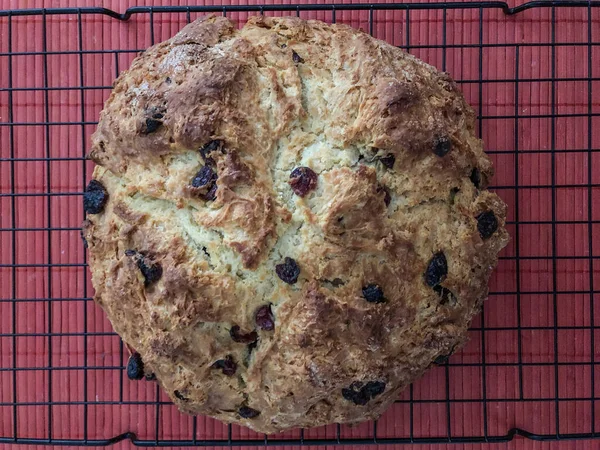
82;15;509;433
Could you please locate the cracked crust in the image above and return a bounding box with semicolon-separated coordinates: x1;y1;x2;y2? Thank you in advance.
84;15;509;433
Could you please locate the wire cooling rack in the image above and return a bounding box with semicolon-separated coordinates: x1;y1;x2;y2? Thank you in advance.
1;0;600;446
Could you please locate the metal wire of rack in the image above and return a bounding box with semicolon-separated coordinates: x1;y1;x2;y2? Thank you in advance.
0;0;600;446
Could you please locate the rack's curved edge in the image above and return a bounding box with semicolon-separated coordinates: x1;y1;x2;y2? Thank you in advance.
0;1;599;20
1;428;600;446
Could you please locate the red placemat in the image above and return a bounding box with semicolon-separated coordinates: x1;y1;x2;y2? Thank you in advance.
1;0;600;448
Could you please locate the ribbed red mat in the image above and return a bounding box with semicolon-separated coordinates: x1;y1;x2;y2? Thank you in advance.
1;1;600;449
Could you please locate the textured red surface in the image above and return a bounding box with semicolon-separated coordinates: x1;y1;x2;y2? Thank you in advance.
1;0;600;448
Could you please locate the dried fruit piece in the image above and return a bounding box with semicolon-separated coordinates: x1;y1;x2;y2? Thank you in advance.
292;50;304;63
126;352;144;380
346;392;369;405
424;252;448;287
125;250;163;287
362;284;385;303
255;305;275;331
174;390;189;401
433;136;452;157
138;259;162;287
341;382;364;404
342;380;386;406
212;355;237;376
275;257;300;284
83;180;108;215
476;211;498;239
141;106;166;134
192;165;217;188
238;406;260;418
143;118;162;134
289;167;318;197
378;153;396;169
191;165;218;201
199;140;225;165
230;325;258;344
362;381;386;398
470;168;481;189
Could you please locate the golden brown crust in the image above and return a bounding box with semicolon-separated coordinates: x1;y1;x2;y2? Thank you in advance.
84;15;509;433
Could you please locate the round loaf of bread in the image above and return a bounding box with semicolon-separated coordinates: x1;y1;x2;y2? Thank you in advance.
83;15;509;433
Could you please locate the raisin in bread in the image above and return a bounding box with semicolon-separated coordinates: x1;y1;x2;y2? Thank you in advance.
83;15;509;433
